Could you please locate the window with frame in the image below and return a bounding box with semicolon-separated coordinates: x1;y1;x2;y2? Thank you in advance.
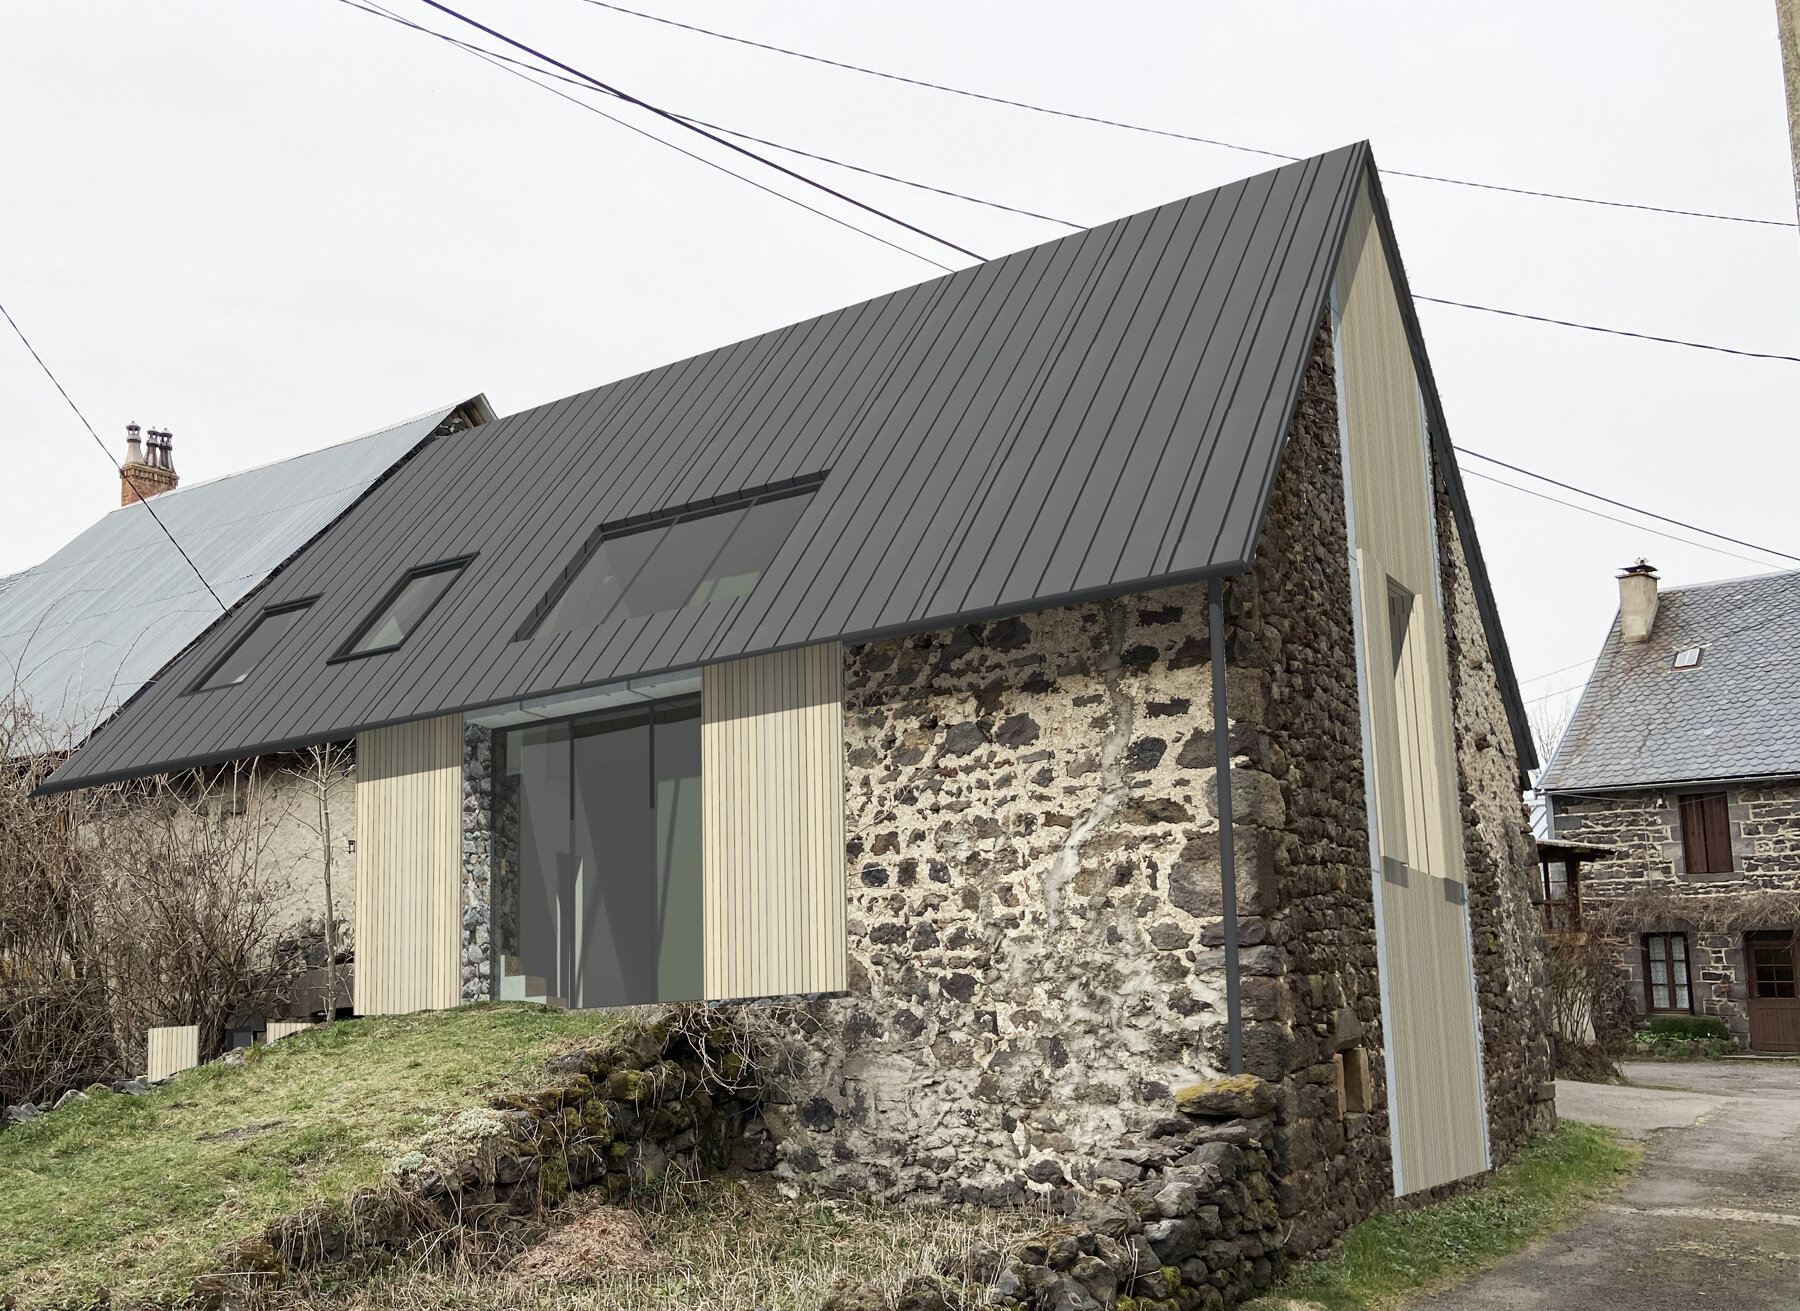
1748;932;1797;999
336;558;471;659
1678;792;1734;874
520;480;819;641
192;599;315;692
1643;932;1693;1013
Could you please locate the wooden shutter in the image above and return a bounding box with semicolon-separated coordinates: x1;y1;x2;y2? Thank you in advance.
355;714;464;1015
702;643;846;1001
1679;793;1733;874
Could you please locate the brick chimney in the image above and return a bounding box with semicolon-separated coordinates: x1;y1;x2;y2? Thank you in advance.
1618;559;1659;643
121;423;179;505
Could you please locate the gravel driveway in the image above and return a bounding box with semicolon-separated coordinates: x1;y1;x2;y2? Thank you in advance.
1412;1060;1800;1310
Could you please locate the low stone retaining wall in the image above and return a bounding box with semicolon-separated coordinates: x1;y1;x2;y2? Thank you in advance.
212;1016;768;1289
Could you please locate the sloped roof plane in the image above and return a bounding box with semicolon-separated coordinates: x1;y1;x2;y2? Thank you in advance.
2;400;487;752
41;143;1534;793
1540;568;1800;792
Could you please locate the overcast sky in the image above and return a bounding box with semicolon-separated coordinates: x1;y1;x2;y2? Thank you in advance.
4;1;1796;755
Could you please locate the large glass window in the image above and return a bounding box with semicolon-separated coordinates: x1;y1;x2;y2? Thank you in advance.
523;486;814;640
193;600;314;692
492;696;702;1008
338;558;470;659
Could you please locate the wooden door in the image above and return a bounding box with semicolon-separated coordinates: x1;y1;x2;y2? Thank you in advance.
1746;933;1800;1053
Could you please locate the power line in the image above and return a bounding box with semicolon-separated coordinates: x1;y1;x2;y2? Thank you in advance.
1418;296;1800;364
1518;655;1596;686
577;0;1798;231
410;0;988;263
1454;447;1800;564
0;300;227;613
1459;467;1783;571
333;0;957;273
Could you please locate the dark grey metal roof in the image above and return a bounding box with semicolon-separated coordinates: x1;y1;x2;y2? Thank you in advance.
41;143;1534;793
1;402;486;754
1540;569;1800;792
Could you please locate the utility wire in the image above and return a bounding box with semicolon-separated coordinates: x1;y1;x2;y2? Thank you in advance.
409;0;988;263
577;0;1798;231
334;0;957;272
1418;296;1800;364
0;300;227;612
1459;467;1782;571
1454;446;1800;564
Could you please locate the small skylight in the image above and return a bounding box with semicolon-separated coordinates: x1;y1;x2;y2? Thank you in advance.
1673;646;1703;670
521;479;820;641
337;558;471;659
193;600;315;692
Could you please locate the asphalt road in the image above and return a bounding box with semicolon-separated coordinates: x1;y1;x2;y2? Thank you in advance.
1412;1060;1800;1310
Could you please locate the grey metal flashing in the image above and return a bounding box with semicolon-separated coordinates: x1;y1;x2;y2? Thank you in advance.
38;144;1527;795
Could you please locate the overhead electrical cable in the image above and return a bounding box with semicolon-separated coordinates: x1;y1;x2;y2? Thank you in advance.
0;299;227;612
332;0;958;272
1453;446;1800;564
1459;468;1784;571
576;0;1798;230
407;0;989;263
1418;297;1800;364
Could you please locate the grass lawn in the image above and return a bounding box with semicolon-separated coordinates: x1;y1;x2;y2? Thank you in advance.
1245;1120;1637;1311
0;1003;619;1307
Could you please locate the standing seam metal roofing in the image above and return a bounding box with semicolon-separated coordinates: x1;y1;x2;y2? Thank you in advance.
1;402;481;754
42;144;1535;792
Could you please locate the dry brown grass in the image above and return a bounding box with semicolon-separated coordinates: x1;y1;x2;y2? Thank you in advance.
277;1178;1053;1311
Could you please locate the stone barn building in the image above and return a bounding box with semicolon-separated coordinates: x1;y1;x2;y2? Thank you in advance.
43;143;1554;1278
1541;564;1800;1053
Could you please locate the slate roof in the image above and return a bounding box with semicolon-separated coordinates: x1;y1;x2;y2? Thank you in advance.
1540;569;1800;792
1;401;486;753
40;143;1534;793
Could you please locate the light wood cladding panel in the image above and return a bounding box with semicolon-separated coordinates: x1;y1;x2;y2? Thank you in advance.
146;1025;199;1081
702;643;846;1000
1337;182;1490;1194
354;713;463;1015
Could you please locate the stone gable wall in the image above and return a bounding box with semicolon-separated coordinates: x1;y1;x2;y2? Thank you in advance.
1431;472;1557;1161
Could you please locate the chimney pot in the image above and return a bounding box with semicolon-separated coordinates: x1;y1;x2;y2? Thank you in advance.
1618;558;1659;643
124;422;143;466
120;425;180;505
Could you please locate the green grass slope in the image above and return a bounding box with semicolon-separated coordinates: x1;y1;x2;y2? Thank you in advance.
0;1003;619;1307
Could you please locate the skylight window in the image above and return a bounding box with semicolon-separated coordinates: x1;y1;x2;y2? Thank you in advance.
336;558;472;659
521;479;819;641
1673;646;1703;670
194;600;315;692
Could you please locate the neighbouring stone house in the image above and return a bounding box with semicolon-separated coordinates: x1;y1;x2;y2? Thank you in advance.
1;399;491;1046
1541;563;1800;1053
41;143;1555;1287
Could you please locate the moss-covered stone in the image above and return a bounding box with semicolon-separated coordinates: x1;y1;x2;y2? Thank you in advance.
1173;1074;1274;1120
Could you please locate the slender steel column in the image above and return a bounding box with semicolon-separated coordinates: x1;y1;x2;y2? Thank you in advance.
1209;574;1244;1076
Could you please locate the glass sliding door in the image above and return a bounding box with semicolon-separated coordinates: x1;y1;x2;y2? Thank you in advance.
493;695;702;1008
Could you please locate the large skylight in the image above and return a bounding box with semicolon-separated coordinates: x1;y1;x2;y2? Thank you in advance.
193;600;314;692
337;558;471;659
523;483;817;640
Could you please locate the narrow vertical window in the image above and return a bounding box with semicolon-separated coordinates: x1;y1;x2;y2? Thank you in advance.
1643;932;1693;1013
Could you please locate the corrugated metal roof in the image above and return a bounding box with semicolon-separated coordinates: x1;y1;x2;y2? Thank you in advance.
1540;569;1800;792
40;143;1534;792
1;404;476;751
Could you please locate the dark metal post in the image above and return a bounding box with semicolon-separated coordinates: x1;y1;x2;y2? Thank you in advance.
1209;575;1244;1076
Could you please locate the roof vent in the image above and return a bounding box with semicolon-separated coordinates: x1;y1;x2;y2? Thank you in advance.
1673;646;1702;670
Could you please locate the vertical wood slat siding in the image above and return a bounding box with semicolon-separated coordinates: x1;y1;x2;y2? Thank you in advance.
1337;183;1490;1195
354;713;464;1015
702;643;846;1000
265;1021;313;1044
146;1025;199;1081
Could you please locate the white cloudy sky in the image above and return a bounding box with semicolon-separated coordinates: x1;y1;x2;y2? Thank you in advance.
3;1;1797;758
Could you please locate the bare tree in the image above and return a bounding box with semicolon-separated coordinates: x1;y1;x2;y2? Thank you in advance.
284;741;354;1021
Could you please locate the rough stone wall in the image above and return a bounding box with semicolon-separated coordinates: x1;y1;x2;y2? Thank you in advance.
1549;784;1800;1041
1431;471;1557;1161
461;724;494;1004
